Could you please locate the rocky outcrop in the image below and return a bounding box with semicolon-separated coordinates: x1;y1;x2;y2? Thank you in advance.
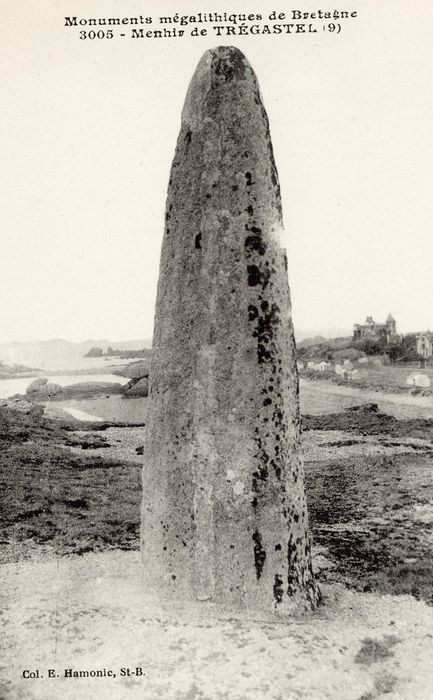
27;379;63;397
58;382;122;397
26;377;48;394
114;359;151;380
0;397;43;415
26;380;123;401
0;363;41;378
122;377;149;397
44;382;62;396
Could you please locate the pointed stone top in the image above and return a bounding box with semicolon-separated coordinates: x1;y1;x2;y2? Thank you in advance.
202;45;251;81
182;46;260;128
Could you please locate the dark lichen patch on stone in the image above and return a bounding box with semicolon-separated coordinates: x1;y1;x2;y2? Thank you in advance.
247;264;261;287
257;345;272;366
246;264;271;290
252;457;269;484
273;574;284;604
249;225;262;235
211;46;247;84
251;457;269;506
194;232;202;250
248;305;258;321
272;408;285;430
252;529;266;579
245;234;266;256
250;301;281;366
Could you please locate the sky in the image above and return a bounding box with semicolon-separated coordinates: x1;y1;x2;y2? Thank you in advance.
1;0;432;342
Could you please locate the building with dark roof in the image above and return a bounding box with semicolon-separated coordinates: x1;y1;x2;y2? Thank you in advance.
353;314;396;343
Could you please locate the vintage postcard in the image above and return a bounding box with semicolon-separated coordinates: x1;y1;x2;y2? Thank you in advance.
1;1;432;698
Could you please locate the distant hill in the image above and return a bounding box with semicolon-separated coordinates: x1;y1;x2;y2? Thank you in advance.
294;328;352;343
0;338;152;372
296;334;358;362
0;330;354;372
297;336;328;349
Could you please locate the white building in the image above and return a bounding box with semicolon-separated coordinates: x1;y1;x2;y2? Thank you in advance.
416;332;433;359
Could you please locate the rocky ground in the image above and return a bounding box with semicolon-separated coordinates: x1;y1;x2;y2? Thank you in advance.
1;399;433;698
303;405;433;603
0;404;144;562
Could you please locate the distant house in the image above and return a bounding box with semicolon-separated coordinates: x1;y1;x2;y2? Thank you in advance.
407;373;431;388
353;314;396;343
416;332;433;359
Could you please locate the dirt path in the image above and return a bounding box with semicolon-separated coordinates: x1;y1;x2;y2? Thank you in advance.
300;378;433;420
1;551;433;700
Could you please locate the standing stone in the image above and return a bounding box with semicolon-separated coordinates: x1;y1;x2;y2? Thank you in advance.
141;46;320;615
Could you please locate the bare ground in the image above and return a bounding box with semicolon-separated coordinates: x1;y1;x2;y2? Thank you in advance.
1;392;433;698
1;551;433;699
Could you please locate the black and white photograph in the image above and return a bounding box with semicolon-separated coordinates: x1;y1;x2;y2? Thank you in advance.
1;1;433;698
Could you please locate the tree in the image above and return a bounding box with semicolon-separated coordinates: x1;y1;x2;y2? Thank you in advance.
353;336;385;356
386;334;423;364
386;340;402;364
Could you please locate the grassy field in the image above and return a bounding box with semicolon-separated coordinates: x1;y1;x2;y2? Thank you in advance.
355;365;433;389
301;362;433;394
1;401;433;605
